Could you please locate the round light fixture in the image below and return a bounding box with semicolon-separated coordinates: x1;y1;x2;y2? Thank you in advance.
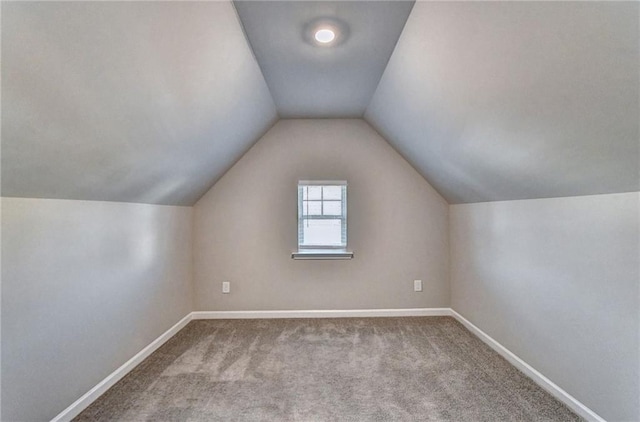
303;18;348;47
314;28;336;44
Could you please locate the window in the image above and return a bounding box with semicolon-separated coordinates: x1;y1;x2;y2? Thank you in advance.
298;181;346;248
293;180;353;260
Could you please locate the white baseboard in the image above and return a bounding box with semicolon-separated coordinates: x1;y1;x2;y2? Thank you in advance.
191;308;452;319
450;310;605;422
50;313;193;422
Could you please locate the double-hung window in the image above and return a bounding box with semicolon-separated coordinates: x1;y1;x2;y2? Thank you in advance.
293;180;353;259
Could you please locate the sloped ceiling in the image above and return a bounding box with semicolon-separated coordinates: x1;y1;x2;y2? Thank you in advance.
2;1;276;206
234;1;414;118
366;1;639;203
2;1;638;206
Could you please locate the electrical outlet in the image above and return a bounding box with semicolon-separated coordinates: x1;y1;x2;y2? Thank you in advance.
414;280;423;292
222;281;230;294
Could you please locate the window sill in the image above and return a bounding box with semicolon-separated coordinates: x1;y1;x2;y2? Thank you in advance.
291;249;354;260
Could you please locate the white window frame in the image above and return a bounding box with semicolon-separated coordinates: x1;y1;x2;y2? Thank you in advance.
293;180;353;260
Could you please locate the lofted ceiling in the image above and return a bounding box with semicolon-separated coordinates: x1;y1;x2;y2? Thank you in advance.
2;1;638;206
366;1;639;203
234;1;414;118
1;1;276;206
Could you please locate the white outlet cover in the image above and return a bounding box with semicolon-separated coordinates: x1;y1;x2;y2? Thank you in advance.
414;280;423;292
222;281;230;294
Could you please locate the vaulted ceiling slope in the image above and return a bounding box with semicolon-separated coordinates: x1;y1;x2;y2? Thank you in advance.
234;1;414;118
366;1;640;204
3;2;638;207
2;1;276;206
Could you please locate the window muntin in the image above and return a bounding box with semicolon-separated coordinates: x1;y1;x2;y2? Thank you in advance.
298;181;347;249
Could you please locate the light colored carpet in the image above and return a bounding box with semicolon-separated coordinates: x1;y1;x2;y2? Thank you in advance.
74;317;581;421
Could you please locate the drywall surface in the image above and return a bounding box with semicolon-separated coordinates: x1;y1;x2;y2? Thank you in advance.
1;198;193;421
194;119;449;311
450;192;640;421
366;1;639;203
234;1;414;117
2;1;276;205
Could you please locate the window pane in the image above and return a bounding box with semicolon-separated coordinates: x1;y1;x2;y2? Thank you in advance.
323;186;342;200
323;200;342;216
305;186;321;200
298;182;347;249
301;219;343;246
303;200;321;216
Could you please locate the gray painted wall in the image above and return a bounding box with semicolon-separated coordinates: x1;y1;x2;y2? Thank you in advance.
1;198;193;421
450;193;640;421
194;119;449;311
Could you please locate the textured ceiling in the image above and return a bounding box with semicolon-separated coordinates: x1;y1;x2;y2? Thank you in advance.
2;1;638;206
2;1;276;206
234;1;414;118
366;1;639;203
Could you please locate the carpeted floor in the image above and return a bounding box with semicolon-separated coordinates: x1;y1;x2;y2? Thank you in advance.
74;317;581;421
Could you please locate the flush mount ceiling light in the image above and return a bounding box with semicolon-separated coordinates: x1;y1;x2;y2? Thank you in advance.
304;18;349;47
314;28;335;44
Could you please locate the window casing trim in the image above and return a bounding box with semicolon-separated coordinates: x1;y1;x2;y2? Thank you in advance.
297;181;348;251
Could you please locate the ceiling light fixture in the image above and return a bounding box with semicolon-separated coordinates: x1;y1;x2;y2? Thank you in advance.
314;28;336;44
304;18;349;47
